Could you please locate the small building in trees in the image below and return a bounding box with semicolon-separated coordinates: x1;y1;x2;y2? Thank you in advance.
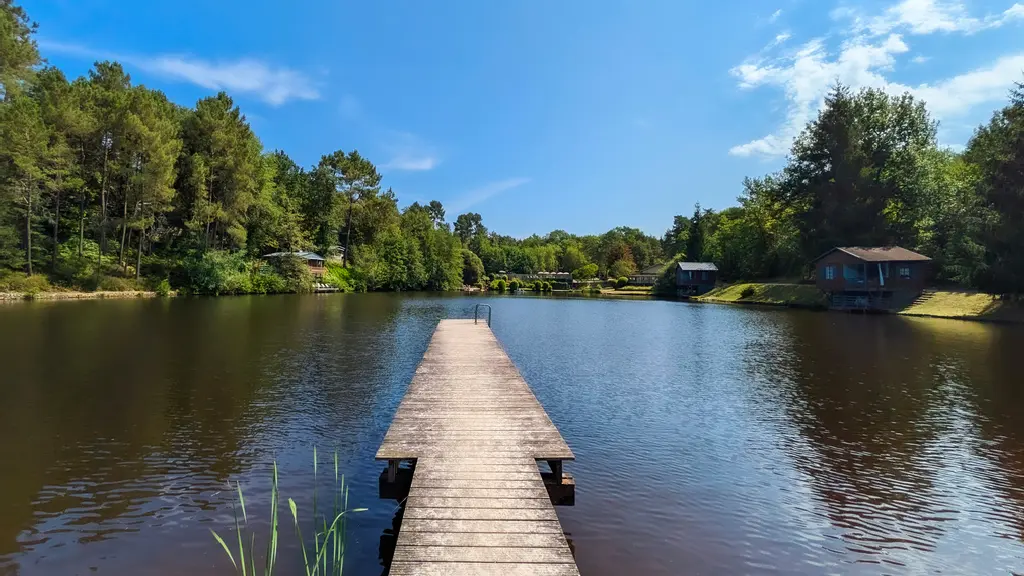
629;263;667;286
263;251;326;280
676;262;718;295
326;245;346;262
506;272;572;287
813;246;931;310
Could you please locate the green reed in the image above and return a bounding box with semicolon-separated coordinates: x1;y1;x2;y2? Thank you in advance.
211;449;366;576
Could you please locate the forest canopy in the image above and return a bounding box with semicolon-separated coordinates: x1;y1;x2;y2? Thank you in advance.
2;1;1023;295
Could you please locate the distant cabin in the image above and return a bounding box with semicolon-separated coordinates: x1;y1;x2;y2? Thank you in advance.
263;251;327;279
506;272;572;284
326;245;347;262
813;246;931;309
628;263;666;286
676;262;718;295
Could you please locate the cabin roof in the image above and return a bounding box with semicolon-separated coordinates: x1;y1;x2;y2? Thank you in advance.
814;246;931;263
263;251;325;261
636;263;667;275
676;262;718;271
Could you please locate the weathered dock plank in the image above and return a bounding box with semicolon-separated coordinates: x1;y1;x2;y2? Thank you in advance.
377;319;578;575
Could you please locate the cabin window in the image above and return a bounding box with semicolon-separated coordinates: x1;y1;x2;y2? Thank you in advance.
823;265;836;280
701;271;708;280
899;266;911;279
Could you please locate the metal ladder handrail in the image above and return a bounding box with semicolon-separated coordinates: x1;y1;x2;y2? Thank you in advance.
474;304;492;326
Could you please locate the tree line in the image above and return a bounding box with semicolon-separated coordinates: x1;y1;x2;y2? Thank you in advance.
0;2;669;294
2;1;1023;295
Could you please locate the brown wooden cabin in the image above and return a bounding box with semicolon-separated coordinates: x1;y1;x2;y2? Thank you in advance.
813;246;931;310
263;251;326;280
676;262;718;295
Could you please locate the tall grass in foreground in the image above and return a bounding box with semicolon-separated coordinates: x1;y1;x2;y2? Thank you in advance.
211;448;367;576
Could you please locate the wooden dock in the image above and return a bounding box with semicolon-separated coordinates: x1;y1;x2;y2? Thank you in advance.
378;319;578;575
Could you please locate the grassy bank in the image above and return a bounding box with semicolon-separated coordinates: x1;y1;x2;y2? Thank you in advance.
0;290;164;301
600;285;653;296
899;290;1024;322
697;283;828;309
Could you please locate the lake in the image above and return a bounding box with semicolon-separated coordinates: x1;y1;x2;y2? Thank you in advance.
1;294;1023;575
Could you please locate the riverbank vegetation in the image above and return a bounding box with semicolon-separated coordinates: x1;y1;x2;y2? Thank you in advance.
697;283;827;308
659;80;1024;297
898;291;1024;322
2;2;1024;299
211;451;365;576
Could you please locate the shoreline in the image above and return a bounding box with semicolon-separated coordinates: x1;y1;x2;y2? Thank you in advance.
694;283;1024;324
5;285;1022;325
0;290;162;301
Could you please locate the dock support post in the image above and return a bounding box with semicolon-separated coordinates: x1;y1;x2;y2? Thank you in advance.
388;459;399;483
547;459;562;480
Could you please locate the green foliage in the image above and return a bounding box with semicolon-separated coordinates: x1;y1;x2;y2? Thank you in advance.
0;269;49;292
323;262;356;292
0;1;40;100
571;263;598;280
175;251;304;295
615;276;629;288
154;278;171;297
461;249;484;286
269;254;314;293
97;275;139;291
740;286;756;299
609;259;636;279
508;278;521;292
489;278;507;292
211;450;365;576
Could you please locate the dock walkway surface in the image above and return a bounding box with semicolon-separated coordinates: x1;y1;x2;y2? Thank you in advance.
377;319;579;575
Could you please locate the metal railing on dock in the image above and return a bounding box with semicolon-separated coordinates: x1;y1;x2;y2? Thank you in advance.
473;303;492;326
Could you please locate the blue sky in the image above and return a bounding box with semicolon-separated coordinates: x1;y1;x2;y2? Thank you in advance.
25;0;1024;238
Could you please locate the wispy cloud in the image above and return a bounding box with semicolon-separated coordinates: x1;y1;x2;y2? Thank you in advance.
769;9;784;23
447;178;531;214
39;39;319;106
910;54;930;64
834;0;1024;36
729;0;1024;157
380;131;440;172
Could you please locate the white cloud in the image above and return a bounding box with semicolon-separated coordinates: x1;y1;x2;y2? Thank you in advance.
770;9;784;23
731;34;909;156
380;131;440;172
38;39;318;106
911;53;1024;116
446;178;531;214
836;0;1024;36
911;54;930;63
729;0;1024;157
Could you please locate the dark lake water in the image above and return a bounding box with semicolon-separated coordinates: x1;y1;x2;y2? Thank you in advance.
1;294;1023;575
